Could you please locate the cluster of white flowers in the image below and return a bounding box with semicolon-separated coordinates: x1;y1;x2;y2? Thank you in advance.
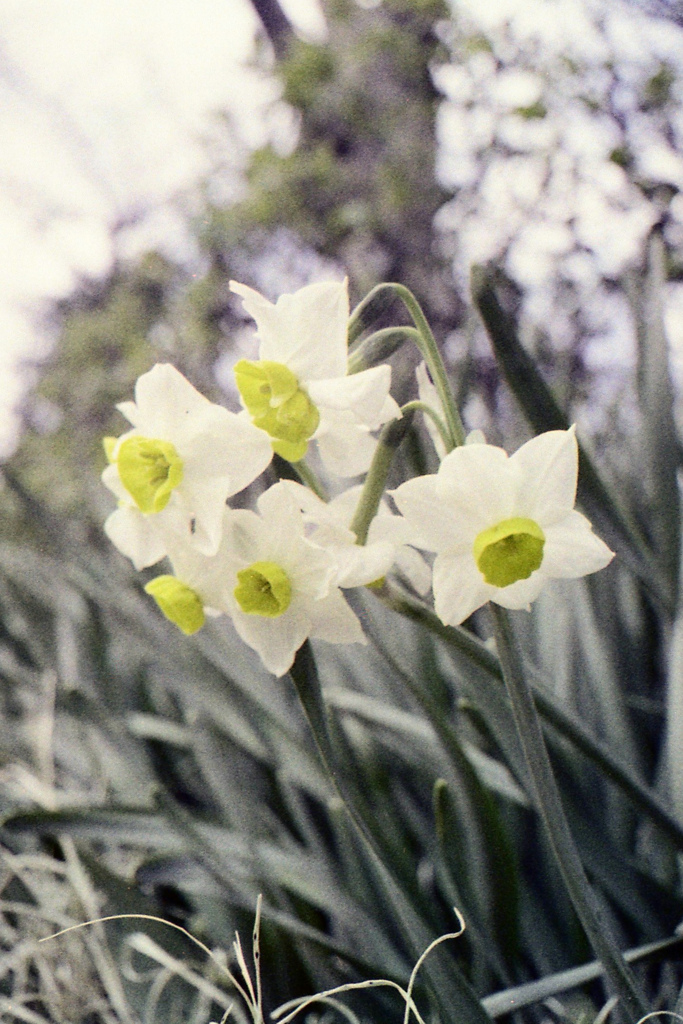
102;279;613;676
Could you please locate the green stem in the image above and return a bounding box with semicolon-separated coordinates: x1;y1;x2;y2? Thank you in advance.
288;643;492;1024
349;412;415;546
348;282;401;344
348;283;465;450
490;604;650;1024
292;459;328;501
390;284;465;450
400;400;450;456
347;326;420;373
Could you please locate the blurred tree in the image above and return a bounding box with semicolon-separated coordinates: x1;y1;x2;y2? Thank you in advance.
2;0;457;542
430;0;683;450
6;0;683;542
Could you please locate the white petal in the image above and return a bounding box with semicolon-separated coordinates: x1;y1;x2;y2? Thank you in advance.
115;400;139;427
256;479;304;522
308;365;398;429
327;484;363;518
511;427;578;525
230;279;349;381
277;481;391;585
231;605;312;677
437;443;516;531
309;590;367;645
380;393;402;421
133;364;211;437
390;475;464;552
288;543;337;601
333;541;396;588
280;480;332;519
367;509;416;546
254;488;318;566
222;509;266;565
173;480;228;556
305;520;358;553
362;494;433;593
104;507;168;570
101;462;128;502
182;408;272;495
244;485;338;598
491;572;547;610
432;551;491;625
315;412;378;477
167;532;231;610
540;510;614;578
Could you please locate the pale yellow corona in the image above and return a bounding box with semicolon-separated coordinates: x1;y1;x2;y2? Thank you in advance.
234;359;319;462
234;561;293;618
473;517;545;588
116;437;184;514
144;576;205;635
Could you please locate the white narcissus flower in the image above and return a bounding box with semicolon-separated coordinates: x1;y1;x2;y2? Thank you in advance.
281;481;432;596
142;517;232;636
230;279;401;477
390;427;614;625
219;483;367;676
102;363;273;569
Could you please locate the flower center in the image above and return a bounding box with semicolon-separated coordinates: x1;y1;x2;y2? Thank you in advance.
234;560;292;618
145;576;205;634
234;359;320;463
117;436;184;514
473;517;545;588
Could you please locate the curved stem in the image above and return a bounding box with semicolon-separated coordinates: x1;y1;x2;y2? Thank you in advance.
348;282;401;343
292;459;328;501
400;400;450;456
348;283;465;450
389;284;466;451
349;412;415;546
490;604;650;1024
347;326;420;373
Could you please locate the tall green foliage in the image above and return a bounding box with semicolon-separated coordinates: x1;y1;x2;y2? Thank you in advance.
3;1;683;1021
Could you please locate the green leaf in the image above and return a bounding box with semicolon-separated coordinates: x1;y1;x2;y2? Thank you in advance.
433;779;518;987
289;642;495;1024
627;231;681;602
482;933;683;1017
381;585;683;852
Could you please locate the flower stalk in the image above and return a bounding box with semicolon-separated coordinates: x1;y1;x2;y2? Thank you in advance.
291;458;328;501
400;400;451;458
288;641;493;1024
350;410;415;546
349;282;466;450
347;326;420;374
490;603;650;1024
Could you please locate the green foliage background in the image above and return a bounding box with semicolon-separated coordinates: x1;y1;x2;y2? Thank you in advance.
2;0;683;1021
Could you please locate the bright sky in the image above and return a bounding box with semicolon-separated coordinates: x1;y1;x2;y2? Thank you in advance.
2;0;683;458
0;0;324;457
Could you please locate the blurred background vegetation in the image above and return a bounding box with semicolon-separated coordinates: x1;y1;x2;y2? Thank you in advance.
3;0;683;1020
